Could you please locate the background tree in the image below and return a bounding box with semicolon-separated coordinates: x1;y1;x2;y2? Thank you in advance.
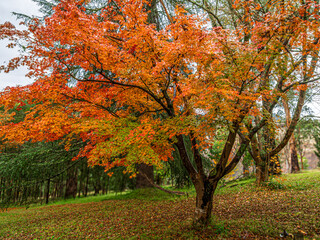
282;97;300;173
0;104;135;206
313;121;320;167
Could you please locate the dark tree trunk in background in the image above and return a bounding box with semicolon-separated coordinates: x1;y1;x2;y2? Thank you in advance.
300;154;304;170
84;168;89;197
282;98;300;173
65;166;78;199
136;164;154;188
92;166;102;195
45;178;50;204
242;163;249;177
290;137;300;173
0;178;3;199
78;179;82;198
59;175;64;198
105;176;109;194
93;179;101;195
101;174;108;194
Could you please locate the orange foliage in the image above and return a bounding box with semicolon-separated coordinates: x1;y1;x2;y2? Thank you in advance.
0;0;320;174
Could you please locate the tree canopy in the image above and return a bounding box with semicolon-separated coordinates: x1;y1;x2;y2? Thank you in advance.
1;0;320;224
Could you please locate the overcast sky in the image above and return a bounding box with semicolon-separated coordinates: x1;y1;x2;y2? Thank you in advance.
0;0;40;90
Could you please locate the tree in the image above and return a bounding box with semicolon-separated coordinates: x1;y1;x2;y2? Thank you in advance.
283;96;300;173
181;0;320;183
313;120;320;167
0;103;135;206
295;117;318;169
1;0;320;225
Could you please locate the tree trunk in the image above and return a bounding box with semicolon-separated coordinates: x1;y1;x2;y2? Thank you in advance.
297;126;304;170
282;98;300;173
105;176;109;194
136;163;154;188
93;179;101;195
45;178;50;204
290;137;300;173
0;178;3;199
242;163;249;177
92;169;102;195
84;167;89;197
102;175;107;195
59;175;64;198
78;179;82;198
65;166;78;199
300;154;304;170
256;162;269;186
193;180;218;225
249;136;269;185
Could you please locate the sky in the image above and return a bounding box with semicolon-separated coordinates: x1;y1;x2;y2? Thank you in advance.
0;0;40;90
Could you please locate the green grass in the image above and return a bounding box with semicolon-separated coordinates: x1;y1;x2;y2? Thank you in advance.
26;188;186;209
44;192;124;205
0;169;320;239
101;187;187;201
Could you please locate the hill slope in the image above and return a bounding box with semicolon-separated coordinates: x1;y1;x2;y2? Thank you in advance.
1;170;320;239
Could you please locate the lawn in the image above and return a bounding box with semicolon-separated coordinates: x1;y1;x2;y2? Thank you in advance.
0;169;320;239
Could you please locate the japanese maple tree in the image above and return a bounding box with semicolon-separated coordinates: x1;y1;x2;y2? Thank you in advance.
1;0;320;224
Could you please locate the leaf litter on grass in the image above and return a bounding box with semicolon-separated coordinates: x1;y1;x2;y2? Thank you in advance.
0;171;320;239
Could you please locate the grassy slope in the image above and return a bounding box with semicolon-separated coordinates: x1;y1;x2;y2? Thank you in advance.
0;169;320;239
